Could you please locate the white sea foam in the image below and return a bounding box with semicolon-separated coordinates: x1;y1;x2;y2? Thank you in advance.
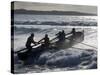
13;14;97;73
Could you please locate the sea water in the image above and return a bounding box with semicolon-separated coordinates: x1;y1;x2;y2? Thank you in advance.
13;14;97;73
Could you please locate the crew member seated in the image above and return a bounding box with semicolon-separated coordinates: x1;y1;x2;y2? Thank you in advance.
39;34;50;48
25;33;37;52
61;30;66;41
71;28;76;35
70;28;76;41
56;30;66;41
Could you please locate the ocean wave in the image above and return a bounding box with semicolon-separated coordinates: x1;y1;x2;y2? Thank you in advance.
14;26;59;35
14;26;42;34
14;48;97;73
14;20;97;26
37;49;97;68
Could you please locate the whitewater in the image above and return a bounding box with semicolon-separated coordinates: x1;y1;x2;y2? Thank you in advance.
12;14;97;73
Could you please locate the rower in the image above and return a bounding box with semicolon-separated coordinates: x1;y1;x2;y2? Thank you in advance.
25;33;37;52
70;28;76;41
61;30;66;41
56;30;66;41
71;28;76;35
39;34;50;48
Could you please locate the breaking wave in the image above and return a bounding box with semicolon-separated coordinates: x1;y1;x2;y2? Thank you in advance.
14;26;56;35
14;48;97;73
37;48;97;68
14;20;97;26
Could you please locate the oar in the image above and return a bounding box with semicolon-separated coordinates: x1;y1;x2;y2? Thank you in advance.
14;32;71;54
50;32;71;42
14;37;56;54
14;44;38;54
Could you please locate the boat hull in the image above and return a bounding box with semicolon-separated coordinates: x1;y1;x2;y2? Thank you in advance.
17;31;84;61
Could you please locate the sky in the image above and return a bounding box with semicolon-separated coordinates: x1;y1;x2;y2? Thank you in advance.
13;1;97;14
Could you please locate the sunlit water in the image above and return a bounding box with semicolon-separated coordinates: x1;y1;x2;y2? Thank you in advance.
13;14;97;73
14;14;97;22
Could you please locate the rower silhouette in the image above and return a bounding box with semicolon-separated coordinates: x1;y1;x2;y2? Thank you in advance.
56;30;66;41
61;30;66;41
70;28;76;42
56;31;61;41
39;34;50;48
25;33;37;52
71;28;76;35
